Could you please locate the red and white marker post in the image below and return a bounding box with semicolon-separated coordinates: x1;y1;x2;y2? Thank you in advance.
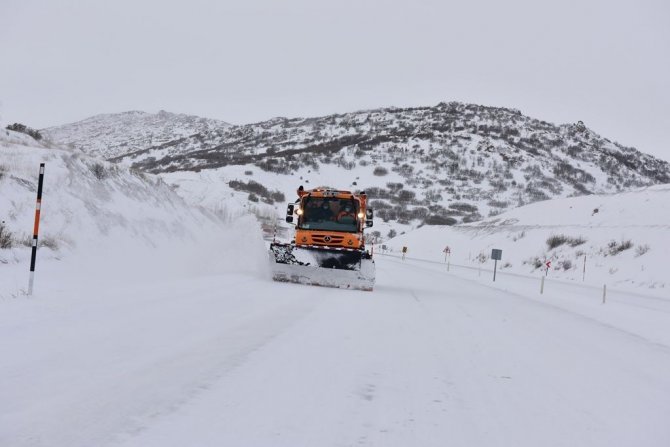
28;163;45;296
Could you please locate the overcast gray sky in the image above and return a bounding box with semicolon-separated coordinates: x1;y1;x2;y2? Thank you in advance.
1;0;668;160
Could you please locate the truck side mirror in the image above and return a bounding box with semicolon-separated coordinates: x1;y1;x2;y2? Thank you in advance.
286;203;295;223
365;208;373;227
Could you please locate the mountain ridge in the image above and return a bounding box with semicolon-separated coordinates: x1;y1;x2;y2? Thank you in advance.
41;110;230;159
43;102;670;231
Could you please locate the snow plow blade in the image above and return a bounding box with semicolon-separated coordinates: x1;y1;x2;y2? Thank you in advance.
269;243;375;291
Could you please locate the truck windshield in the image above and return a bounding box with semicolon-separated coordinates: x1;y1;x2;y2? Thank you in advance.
299;197;358;232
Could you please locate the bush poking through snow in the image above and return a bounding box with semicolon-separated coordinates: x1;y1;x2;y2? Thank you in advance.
547;234;569;249
6;123;43;141
606;239;633;256
39;235;59;251
229;179;285;204
635;244;650;257
0;222;13;249
512;231;526;241
373;166;388;176
546;234;586;250
90;163;108;180
423;215;457;226
568;236;586;247
523;256;545;269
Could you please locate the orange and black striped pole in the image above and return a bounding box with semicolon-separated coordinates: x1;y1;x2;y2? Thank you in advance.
28;163;45;295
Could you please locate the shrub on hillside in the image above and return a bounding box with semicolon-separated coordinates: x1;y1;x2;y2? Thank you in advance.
90;163;108;180
5;123;43;141
373;166;388;176
0;222;13;249
462;213;482;223
395;189;416;203
229;179;285;204
449;202;478;213
524;256;544;269
40;235;59;250
607;239;633;256
386;182;404;192
423;215;457;226
546;234;586;250
487;199;509;208
635;244;650;257
424;189;442;202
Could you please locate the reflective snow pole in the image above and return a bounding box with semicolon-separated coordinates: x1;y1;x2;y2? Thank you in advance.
27;163;45;296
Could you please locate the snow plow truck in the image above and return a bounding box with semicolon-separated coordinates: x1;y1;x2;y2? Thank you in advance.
269;186;375;291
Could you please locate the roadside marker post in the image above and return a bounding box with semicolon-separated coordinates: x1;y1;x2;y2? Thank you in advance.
582;255;586;281
443;246;451;271
540;276;545;294
28;163;45;296
402;246;407;261
602;284;607;304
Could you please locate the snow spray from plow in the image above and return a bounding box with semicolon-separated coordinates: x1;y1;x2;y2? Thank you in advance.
270;243;375;291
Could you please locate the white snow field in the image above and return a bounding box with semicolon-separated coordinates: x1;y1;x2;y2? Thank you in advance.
2;130;670;446
384;185;670;295
2;254;670;447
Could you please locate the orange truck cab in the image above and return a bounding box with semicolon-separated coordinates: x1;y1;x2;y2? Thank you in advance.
285;186;373;252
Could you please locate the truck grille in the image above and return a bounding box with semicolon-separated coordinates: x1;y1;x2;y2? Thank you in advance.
312;234;345;245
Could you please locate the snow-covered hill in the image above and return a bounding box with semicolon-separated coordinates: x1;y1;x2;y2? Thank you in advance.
384;184;670;294
41;110;230;160
0;128;262;297
44;102;670;235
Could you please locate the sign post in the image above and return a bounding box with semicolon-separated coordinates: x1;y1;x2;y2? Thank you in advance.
28;163;45;296
545;260;551;276
491;249;502;282
443;246;451;271
402;246;407;261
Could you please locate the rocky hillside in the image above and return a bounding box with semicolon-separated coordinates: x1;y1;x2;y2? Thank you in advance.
42;110;230;159
44;102;670;233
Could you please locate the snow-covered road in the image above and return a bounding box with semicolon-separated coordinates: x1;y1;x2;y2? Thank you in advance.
2;257;670;447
